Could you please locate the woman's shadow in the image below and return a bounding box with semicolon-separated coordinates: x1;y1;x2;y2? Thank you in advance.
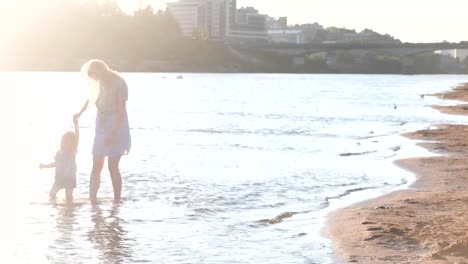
87;205;133;263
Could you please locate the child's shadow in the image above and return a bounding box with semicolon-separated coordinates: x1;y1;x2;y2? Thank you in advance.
87;205;133;263
49;203;81;263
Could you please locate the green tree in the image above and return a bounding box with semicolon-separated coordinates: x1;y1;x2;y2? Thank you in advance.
192;26;209;41
3;0;188;70
355;52;402;74
305;56;328;73
414;54;442;74
336;51;356;65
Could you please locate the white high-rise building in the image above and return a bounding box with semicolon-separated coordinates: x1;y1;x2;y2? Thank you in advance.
167;0;202;37
167;0;235;40
168;0;268;43
201;0;233;39
227;6;268;43
455;49;468;61
437;49;468;61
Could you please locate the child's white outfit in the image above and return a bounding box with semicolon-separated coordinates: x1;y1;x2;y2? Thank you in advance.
54;150;77;188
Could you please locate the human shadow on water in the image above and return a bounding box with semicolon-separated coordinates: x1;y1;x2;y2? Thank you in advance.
49;204;79;263
87;205;133;263
54;204;77;234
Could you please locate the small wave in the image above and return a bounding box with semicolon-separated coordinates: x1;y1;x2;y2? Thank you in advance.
339;144;401;158
320;186;380;208
314;133;342;138
325;186;378;202
186;129;225;134
192;208;222;214
354;130;401;140
389;146;401;152
217;112;253;117
229;144;266;151
339;151;378;157
266;202;287;208
184;128;314;137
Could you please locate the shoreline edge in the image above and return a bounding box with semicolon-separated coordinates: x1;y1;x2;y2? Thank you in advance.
327;83;468;263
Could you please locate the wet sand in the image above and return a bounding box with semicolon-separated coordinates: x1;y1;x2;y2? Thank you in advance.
328;83;468;263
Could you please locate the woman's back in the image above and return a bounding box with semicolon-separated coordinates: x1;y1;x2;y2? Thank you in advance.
96;75;128;115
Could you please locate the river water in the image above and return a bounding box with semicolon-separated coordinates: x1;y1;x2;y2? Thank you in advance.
2;73;468;263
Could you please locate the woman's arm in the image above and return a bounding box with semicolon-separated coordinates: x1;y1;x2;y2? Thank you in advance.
74;100;89;120
73;118;80;152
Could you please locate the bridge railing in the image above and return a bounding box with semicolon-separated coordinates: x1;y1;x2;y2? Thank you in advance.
232;42;468;51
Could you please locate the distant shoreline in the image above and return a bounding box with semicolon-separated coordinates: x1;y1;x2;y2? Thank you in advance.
327;83;468;263
1;69;468;75
2;56;467;75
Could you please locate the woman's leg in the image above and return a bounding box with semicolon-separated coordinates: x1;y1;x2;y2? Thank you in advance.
65;188;74;204
90;155;105;204
108;156;122;204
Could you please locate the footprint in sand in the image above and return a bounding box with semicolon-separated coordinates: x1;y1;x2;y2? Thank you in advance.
387;227;407;236
364;234;383;241
367;227;384;231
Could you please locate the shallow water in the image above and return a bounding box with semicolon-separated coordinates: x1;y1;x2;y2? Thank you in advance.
3;73;468;263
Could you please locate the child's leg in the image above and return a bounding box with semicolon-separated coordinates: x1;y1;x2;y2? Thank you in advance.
65;188;74;204
49;184;60;200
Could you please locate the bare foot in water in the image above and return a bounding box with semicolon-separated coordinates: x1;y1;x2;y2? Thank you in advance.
90;198;99;205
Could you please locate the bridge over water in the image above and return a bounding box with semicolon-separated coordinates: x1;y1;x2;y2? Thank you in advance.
231;42;468;56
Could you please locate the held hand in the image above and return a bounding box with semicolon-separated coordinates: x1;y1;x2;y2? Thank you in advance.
73;113;81;123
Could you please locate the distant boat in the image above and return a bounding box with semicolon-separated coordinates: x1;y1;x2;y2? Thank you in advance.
177;75;183;79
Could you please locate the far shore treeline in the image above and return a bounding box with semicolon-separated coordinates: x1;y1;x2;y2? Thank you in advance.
1;0;468;74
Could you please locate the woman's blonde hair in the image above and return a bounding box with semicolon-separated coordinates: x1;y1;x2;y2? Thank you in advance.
81;59;113;80
81;59;118;106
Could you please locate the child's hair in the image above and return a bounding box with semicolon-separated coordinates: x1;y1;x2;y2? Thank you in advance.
61;131;77;151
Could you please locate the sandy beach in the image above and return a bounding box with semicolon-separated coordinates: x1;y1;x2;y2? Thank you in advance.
328;83;468;263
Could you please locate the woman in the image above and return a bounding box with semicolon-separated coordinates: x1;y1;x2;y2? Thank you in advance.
74;60;131;204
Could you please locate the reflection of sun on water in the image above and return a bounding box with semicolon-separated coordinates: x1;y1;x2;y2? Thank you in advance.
0;72;89;261
0;72;23;262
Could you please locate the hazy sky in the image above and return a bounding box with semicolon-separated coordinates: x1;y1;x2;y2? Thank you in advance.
119;0;468;43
